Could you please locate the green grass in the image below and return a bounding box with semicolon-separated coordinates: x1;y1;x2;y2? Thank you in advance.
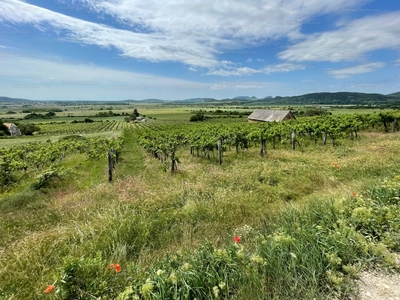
0;125;400;299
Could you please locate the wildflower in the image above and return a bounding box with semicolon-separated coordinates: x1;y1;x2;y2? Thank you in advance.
236;248;245;259
115;264;121;273
290;252;297;259
110;263;121;273
213;286;220;299
168;272;178;284
181;262;192;271
334;163;339;169
218;282;226;290
234;235;241;243
156;269;165;276
352;192;357;197
250;254;265;264
141;278;153;298
44;285;55;293
214;249;229;259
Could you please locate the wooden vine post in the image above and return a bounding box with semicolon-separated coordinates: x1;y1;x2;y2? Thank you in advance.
217;139;223;165
171;149;177;172
259;138;266;156
291;131;296;150
108;150;113;182
322;131;327;145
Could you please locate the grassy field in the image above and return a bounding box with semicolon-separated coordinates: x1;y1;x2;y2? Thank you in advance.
1;113;400;299
2;102;396;126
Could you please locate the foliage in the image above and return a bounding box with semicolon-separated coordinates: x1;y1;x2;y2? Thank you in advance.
0;120;9;136
48;176;400;299
139;112;400;170
17;123;41;135
24;112;54;119
1;120;400;299
189;111;206;122
37;121;122;135
0;135;124;188
31;166;65;190
0;158;15;187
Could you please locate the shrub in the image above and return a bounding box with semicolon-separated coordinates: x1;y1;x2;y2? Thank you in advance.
31;166;64;190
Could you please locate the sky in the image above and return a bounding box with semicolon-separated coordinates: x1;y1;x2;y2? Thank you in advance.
0;0;400;101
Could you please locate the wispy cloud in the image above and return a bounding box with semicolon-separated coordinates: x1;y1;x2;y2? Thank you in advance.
207;63;305;76
279;12;400;62
0;0;366;69
246;58;252;63
327;62;385;79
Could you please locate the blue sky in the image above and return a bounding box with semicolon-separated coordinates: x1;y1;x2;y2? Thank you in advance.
0;0;399;100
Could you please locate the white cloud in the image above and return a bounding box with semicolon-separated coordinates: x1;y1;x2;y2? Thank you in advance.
256;59;265;62
188;67;198;71
211;81;274;90
279;12;400;62
0;45;6;48
262;63;305;74
327;62;385;79
0;0;366;69
393;59;400;66
207;63;305;76
246;58;252;63
207;67;260;76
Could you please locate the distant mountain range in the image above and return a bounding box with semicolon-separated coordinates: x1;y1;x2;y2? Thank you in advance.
1;91;400;106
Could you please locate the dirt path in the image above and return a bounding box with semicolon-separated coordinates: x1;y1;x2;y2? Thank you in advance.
358;271;400;300
358;254;400;300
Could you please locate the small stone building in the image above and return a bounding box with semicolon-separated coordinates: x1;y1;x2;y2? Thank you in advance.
247;109;296;122
3;123;22;136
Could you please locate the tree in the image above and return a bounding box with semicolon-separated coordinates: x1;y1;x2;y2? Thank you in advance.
133;109;140;117
0;120;9;136
189;111;206;122
17;123;40;135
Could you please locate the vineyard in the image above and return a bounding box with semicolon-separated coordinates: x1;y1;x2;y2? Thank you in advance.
137;112;400;171
36;120;124;135
0;135;123;189
1;111;400;299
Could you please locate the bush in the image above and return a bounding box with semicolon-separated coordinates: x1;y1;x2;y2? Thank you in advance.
0;121;9;136
17;123;40;135
189;112;206;122
31;166;64;190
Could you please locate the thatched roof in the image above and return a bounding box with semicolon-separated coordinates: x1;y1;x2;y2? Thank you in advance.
247;109;295;122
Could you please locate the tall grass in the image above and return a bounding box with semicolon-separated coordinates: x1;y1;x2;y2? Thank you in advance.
0;130;399;299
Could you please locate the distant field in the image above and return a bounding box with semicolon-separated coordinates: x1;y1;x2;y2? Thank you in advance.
1;103;396;124
328;108;393;115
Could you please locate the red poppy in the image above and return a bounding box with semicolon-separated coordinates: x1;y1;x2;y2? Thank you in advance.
115;264;121;273
352;192;357;197
109;263;115;269
234;236;241;243
44;285;55;293
334;163;339;169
